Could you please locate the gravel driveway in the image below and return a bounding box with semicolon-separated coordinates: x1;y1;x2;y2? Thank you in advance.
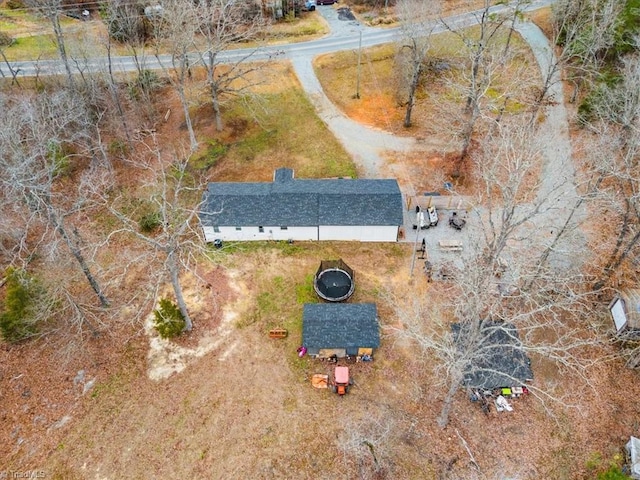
291;6;418;178
292;5;585;270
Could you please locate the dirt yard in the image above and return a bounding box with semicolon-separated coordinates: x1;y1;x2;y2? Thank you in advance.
3;239;640;479
1;11;640;479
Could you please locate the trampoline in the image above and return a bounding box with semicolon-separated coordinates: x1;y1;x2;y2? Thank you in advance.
313;259;355;302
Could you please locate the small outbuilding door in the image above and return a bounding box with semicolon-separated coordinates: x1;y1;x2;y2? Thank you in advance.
319;348;346;358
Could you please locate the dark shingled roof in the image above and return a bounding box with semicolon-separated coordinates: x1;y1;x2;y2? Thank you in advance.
200;168;403;227
452;321;533;390
302;303;380;350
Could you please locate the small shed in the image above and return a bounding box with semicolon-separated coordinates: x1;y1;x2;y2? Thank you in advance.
609;289;640;336
302;303;379;358
627;436;640;480
452;321;534;390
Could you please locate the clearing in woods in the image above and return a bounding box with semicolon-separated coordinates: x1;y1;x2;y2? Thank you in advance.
1;8;639;480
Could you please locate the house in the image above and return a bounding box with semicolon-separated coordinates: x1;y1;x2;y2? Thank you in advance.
452;321;534;390
199;168;404;242
302;303;380;358
609;289;640;336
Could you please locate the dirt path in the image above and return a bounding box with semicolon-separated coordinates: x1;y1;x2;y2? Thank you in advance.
291;55;417;178
292;6;578;192
513;19;587;270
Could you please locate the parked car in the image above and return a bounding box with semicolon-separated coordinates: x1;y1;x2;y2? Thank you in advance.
426;206;438;227
413;206;438;230
317;0;337;4
304;0;317;11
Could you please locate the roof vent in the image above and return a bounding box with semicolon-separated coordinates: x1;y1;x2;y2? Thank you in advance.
273;168;294;183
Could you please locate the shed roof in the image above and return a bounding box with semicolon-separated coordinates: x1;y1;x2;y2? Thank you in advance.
613;289;640;330
452;321;534;390
302;303;380;350
200;168;403;227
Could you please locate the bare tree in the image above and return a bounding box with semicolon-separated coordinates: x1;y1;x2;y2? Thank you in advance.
26;0;76;89
440;1;516;171
103;0;158;122
526;0;624;123
580;51;640;289
0;92;110;309
391;121;602;427
151;0;199;151
395;0;442;128
104;143;208;331
338;409;397;479
193;0;268;132
553;0;622;75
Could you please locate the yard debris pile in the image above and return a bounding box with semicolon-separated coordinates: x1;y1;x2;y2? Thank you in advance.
312;374;329;388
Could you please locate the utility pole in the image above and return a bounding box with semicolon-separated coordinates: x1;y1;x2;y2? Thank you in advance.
409;208;423;278
355;30;362;99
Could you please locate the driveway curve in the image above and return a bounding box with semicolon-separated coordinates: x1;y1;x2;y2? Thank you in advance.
291;55;417;178
291;6;419;178
292;4;570;183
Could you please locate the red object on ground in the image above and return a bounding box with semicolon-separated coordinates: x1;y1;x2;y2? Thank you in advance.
334;366;349;384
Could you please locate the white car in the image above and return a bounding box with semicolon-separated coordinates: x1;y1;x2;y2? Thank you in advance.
426;206;438;227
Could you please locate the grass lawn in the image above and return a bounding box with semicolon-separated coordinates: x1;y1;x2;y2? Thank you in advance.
0;7;328;60
182;62;357;182
314;26;540;137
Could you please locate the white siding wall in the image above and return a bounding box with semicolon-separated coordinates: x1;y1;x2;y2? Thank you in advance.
204;225;398;242
319;225;398;242
318;226;362;241
203;226;317;242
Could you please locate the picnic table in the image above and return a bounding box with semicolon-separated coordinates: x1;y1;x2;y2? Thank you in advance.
439;239;463;251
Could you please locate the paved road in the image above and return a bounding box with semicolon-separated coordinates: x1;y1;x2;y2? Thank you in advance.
2;0;581;269
0;0;554;77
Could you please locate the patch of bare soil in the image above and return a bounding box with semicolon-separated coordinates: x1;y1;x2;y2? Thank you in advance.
382;149;475;196
3;243;640;479
145;267;240;380
1;39;639;480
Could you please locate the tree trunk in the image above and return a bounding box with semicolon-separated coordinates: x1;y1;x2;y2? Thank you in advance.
177;82;198;152
167;250;193;331
404;64;421;128
456;105;479;175
437;376;462;428
50;12;76;91
212;85;223;132
208;51;224;132
106;40;132;149
51;212;109;308
174;52;198;152
528;62;557;127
